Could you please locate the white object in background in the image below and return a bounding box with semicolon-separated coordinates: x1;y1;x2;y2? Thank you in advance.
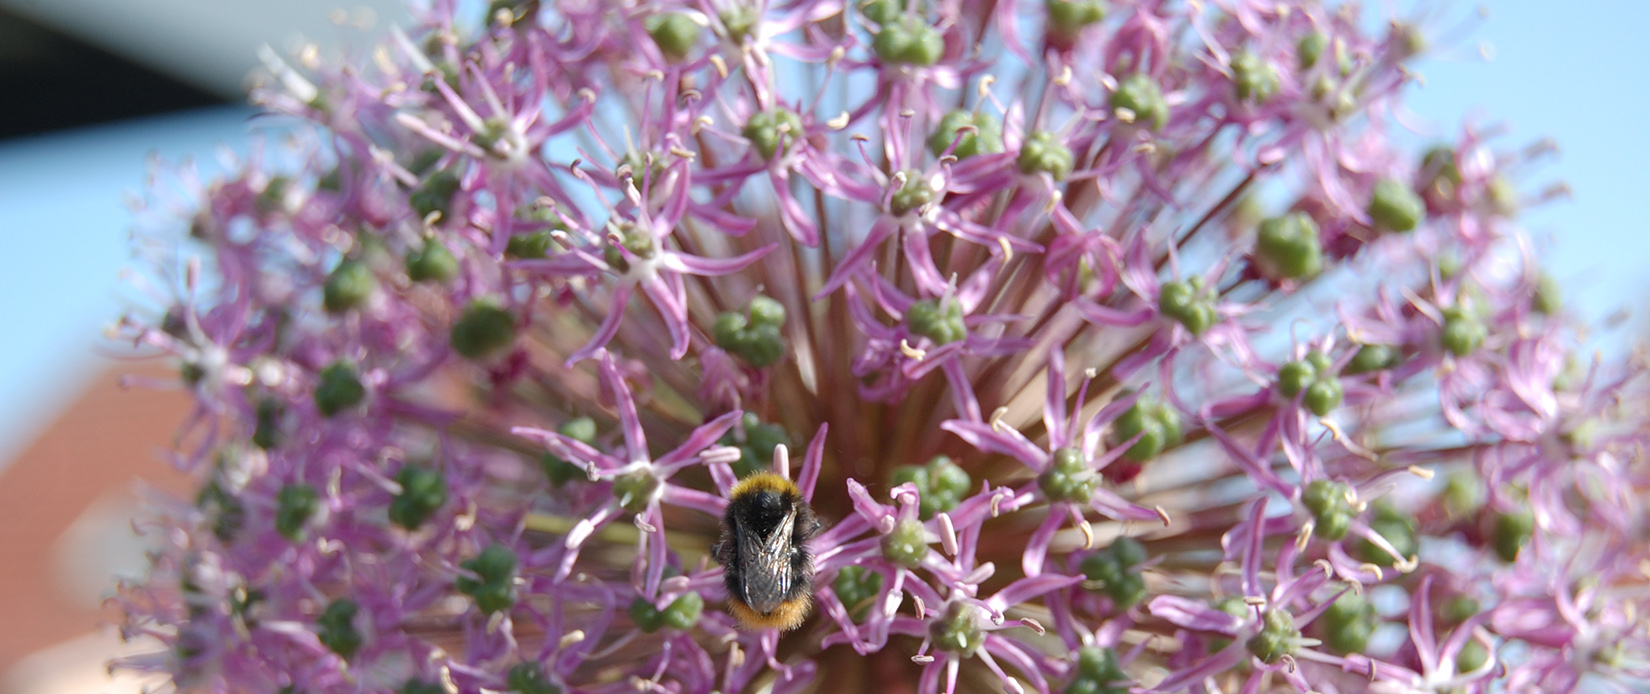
0;0;410;97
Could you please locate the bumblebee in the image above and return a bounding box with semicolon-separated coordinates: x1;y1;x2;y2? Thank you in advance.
714;472;821;631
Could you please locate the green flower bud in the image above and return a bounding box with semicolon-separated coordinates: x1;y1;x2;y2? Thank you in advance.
1456;638;1489;673
197;479;246;542
402;680;444;694
410;169;462;220
1358;503;1417;567
317;598;363;659
612;469;661;513
602;225;658;273
881;518;929;568
891;455;970;519
719;413;790;478
406;239;461;283
1253;212;1322;280
456;544;518;614
859;0;900;25
1492;509;1534;563
1440;595;1479;628
450;300;518;360
929;601;984;656
889;169;933;217
275;483;321;541
1368;178;1424;232
719;6;758;43
1276;359;1318;398
505;230;554;259
1246;609;1300;664
832;565;884;617
253;398;283;449
389;463;448;530
629;597;665;633
256;176;289;214
1321;591;1377;655
1045;0;1106;47
742;109;805;160
1419;146;1462;204
1297;32;1328;70
315;362;366;417
1441;307;1486;357
1075;645;1124;681
324;260;377;313
1158;278;1216;335
1017;130;1075;180
1108;74;1169;130
748;295;786;328
646;13;700;62
1303;378;1343;416
1345;344;1400;375
540;417;598;486
1079;537;1148;608
928;110;1003;159
1039;447;1098;503
713;312;748;351
661;591;704;630
1533;274;1561;315
906;298;968;345
874;16;945;66
1230;51;1279;103
1112;399;1182;462
506;663;560;694
1301;479;1355;542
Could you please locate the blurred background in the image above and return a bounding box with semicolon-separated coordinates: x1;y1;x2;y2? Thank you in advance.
0;1;1644;691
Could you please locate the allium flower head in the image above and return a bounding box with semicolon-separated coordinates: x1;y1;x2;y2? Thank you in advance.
114;1;1650;693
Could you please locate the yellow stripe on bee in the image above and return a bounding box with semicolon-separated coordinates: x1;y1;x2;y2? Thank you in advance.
729;593;812;631
729;471;799;499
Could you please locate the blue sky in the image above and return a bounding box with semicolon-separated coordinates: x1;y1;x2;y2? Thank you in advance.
0;1;1645;463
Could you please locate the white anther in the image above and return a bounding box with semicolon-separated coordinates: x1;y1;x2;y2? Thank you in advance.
990;406;1011;434
900;339;927;360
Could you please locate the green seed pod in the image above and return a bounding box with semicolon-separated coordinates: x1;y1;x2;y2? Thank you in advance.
1158;279;1216;335
1017;130;1075;180
409;169;462;220
1345;344;1400;375
646;13;700;62
1321;591;1377;655
873;16;945;66
1368;178;1424;232
748;295;787;328
1276;359;1318;398
1441;307;1486;357
506;662;560;694
889;169;934;216
450;300;518;360
505;230;554;259
1456;638;1489;673
661;591;704;630
406;239;460;283
1492;509;1534;562
929;602;984;656
1301;479;1355;542
389;463;448;530
1358;503;1417;567
315;362;366;417
324;260;377;313
252;398;284;449
275;483;321;541
1253;212;1323;280
1044;0;1106;47
719;6;758;43
1113;400;1181;462
881;518;929;568
1230;51;1279;103
611;469;662;513
832;565;884;617
742;109;805;160
1246;609;1300;664
629;597;665;633
1108;74;1169;130
1039;447;1098;503
928;110;1003;159
1303;378;1343;416
906;298;968;345
317;598;364;659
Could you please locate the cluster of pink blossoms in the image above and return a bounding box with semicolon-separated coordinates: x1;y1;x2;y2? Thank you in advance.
114;0;1650;692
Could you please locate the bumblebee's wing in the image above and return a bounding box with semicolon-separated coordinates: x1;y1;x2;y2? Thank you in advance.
734;505;796;613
